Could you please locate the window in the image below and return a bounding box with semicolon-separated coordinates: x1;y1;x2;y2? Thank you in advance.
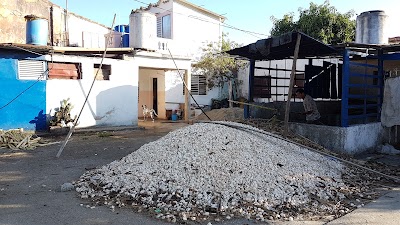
253;76;271;98
94;64;111;80
157;14;171;39
190;74;207;95
18;60;46;80
48;62;81;79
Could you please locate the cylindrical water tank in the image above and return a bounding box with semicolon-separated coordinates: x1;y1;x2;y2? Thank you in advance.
356;10;389;44
25;15;48;45
122;34;129;47
129;11;157;50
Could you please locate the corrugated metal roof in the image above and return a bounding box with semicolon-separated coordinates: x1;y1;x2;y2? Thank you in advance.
226;31;338;60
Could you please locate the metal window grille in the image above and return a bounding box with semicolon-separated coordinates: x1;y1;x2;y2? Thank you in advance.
190;74;207;95
157;17;162;38
17;60;46;80
157;14;171;39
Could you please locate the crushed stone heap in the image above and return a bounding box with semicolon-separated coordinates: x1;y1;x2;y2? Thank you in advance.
75;122;347;222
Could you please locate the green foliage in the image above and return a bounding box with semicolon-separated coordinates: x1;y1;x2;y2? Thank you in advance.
193;33;246;89
49;98;76;126
270;1;356;44
97;131;113;138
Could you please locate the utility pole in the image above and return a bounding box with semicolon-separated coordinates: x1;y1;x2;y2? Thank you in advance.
64;0;69;46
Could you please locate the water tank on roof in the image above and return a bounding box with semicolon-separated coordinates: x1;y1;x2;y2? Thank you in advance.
356;10;389;44
25;15;48;45
105;32;122;47
129;11;157;50
122;34;129;47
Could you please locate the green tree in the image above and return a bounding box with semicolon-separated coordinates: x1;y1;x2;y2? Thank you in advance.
270;1;356;44
193;33;245;90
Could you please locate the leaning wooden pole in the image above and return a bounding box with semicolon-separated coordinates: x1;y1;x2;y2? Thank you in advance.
283;33;302;137
56;14;116;158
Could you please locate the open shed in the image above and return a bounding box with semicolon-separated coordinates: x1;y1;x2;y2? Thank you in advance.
227;31;400;155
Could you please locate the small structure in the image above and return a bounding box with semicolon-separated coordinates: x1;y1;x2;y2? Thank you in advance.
228;31;400;155
0;43;191;130
0;0;227;130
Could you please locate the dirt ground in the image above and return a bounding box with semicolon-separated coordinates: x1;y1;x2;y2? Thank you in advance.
0;121;263;225
1;120;399;225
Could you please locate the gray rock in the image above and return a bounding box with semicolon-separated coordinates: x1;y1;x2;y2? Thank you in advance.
61;182;74;192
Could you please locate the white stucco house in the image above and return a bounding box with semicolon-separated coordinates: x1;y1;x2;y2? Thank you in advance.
0;0;228;130
130;0;227;118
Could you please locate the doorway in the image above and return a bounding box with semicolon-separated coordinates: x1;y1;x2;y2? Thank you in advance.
153;78;158;114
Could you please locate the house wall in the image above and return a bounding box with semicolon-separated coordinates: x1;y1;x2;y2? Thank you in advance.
164;70;220;108
289;122;383;155
0;0;49;43
147;0;222;60
45;54;138;127
171;1;222;60
62;10;109;47
145;0;223;105
0;0;109;47
0;51;46;130
125;53;192;119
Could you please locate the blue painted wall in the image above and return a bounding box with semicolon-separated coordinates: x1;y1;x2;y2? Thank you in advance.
0;52;47;131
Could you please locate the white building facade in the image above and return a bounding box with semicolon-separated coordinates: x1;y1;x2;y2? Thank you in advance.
131;0;226;108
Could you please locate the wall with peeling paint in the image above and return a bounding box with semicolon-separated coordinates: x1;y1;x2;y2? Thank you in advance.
0;0;109;47
0;0;49;43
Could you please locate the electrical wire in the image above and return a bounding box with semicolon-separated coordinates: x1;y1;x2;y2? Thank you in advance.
0;50;54;111
131;0;268;39
56;14;117;158
167;48;212;121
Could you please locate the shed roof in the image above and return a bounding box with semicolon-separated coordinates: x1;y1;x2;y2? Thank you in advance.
226;31;338;60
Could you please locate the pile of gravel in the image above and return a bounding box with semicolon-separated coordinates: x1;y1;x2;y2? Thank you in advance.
75;122;347;222
195;108;244;121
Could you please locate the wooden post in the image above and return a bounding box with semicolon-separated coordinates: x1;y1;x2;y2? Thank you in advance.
245;59;255;118
229;79;233;108
283;33;302;137
184;69;191;121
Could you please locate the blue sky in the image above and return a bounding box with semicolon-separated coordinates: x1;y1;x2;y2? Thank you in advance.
51;0;399;45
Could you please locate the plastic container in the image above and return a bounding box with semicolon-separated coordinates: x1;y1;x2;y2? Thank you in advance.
25;15;48;45
171;114;178;121
122;34;129;47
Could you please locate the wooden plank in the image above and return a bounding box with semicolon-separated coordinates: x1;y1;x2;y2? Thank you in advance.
284;33;301;137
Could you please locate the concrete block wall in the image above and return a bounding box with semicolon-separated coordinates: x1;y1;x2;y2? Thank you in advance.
290;122;383;155
249;101;342;126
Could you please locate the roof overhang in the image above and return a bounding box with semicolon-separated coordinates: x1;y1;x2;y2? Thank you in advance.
0;43;135;56
226;31;338;61
175;0;226;22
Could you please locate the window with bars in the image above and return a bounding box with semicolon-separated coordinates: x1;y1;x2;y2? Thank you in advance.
17;60;46;80
253;76;271;98
190;74;207;95
157;14;171;39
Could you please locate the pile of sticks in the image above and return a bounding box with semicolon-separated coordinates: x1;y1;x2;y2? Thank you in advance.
0;129;51;150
